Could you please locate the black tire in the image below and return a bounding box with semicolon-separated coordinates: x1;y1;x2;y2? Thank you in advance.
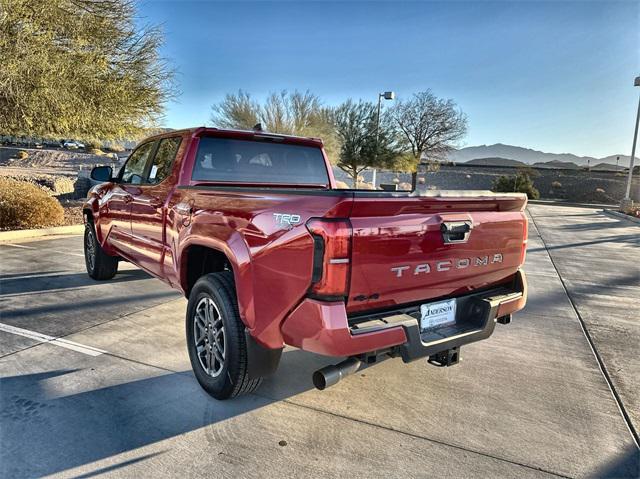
186;271;262;400
84;223;118;280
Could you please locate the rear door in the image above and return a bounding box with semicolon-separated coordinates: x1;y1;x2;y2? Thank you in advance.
346;193;527;314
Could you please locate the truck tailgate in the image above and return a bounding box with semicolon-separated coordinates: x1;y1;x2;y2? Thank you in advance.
346;192;527;314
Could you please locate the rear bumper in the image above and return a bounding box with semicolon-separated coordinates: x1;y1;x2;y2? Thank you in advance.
281;270;527;360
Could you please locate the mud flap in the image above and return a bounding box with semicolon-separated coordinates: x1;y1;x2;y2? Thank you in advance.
245;329;283;379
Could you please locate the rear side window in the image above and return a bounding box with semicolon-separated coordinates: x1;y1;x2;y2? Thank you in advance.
192;137;329;185
148;137;181;184
121;142;155;184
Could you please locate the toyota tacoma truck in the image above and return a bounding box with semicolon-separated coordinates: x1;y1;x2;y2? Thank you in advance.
83;127;528;399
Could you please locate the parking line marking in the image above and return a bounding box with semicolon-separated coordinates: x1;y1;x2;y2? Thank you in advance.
3;243;85;258
0;323;106;356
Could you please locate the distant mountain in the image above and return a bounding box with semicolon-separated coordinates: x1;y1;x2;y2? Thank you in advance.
532;160;580;169
465;157;526;167
447;143;631;167
591;162;627;171
598;155;632;168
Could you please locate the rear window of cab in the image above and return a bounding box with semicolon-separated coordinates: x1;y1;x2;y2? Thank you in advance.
192;137;329;185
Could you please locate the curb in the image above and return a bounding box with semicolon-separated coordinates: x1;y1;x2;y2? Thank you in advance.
602;209;640;225
0;224;84;242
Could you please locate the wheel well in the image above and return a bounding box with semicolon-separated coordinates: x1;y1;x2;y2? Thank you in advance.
83;209;94;224
184;245;232;296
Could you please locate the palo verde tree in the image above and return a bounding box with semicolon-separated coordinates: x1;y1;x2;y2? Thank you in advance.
332;99;398;188
387;90;468;189
210;90;261;131
210;89;340;162
0;0;175;139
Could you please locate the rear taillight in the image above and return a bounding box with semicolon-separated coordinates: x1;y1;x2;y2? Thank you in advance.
306;218;352;299
521;215;529;264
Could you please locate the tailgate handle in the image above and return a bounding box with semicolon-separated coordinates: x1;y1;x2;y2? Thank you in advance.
441;221;473;244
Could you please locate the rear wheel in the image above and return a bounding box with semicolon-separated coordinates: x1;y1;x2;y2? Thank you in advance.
186;272;262;400
84;223;118;280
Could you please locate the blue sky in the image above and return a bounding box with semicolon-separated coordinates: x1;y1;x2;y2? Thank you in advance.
138;0;639;158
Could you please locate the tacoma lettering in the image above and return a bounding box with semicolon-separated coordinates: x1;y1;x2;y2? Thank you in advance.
391;253;504;278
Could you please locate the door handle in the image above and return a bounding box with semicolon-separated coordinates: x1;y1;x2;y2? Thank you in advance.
441;221;473;243
173;202;193;216
148;197;163;209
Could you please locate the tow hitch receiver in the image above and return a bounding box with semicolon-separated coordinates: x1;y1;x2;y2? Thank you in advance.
428;347;460;367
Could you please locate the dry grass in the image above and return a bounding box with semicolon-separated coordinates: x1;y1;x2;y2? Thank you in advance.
0;177;64;230
61;202;84;226
1;173;75;195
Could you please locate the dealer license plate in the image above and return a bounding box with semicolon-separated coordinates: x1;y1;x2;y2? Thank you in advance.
420;299;457;331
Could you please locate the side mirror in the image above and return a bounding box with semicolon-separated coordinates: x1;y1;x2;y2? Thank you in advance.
90;165;113;182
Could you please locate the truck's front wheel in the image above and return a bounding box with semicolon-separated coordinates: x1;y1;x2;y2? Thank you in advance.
84;223;118;280
186;272;262;400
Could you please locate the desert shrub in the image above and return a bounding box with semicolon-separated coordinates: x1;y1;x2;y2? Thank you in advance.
621;204;640;218
589;188;615;203
0;178;64;229
89;148;105;156
49;176;76;195
398;182;412;190
106;143;125;153
16;150;28;159
392;178;400;184
356;181;375;190
3;174;75;195
493;172;540;199
552;181;562;188
334;180;350;189
85;139;102;150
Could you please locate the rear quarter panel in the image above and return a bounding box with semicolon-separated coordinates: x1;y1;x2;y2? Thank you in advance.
169;187;353;349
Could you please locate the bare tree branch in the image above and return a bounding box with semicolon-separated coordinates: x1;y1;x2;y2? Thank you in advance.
387;90;468;188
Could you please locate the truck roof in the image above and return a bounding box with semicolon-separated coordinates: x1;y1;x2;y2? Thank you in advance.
142;126;324;148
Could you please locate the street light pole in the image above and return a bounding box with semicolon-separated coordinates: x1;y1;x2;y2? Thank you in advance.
623;76;640;204
373;91;395;188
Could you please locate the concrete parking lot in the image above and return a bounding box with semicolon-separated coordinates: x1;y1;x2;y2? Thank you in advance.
1;204;638;478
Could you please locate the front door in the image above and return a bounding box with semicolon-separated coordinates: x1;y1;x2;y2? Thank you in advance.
105;141;156;256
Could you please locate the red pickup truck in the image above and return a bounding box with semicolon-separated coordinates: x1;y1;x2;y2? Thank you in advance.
84;127;528;399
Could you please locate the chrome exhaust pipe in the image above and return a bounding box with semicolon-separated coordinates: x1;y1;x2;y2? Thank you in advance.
312;357;363;390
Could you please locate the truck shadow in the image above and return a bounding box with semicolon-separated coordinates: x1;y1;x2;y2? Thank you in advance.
0;349;329;478
590;445;640;479
0;268;151;296
0;290;179;321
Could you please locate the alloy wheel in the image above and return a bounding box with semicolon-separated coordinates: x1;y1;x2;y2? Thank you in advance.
194;297;226;377
85;229;96;271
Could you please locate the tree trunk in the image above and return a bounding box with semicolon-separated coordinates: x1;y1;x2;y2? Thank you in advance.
351;168;358;188
411;153;421;191
411;172;418;191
